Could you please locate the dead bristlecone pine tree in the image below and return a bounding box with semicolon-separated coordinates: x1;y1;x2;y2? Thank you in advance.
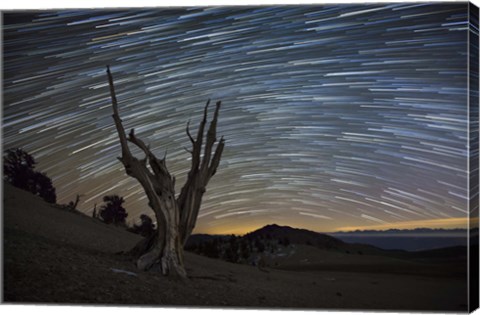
106;66;225;278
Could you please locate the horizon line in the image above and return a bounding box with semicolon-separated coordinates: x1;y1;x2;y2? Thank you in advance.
193;217;477;236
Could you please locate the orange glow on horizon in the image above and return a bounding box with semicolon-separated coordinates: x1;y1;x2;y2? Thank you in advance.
193;217;476;235
194;222;274;236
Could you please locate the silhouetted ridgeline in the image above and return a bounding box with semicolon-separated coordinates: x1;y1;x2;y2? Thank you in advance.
329;228;476;251
184;224;470;267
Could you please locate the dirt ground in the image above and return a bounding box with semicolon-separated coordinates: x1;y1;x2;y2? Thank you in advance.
2;184;468;311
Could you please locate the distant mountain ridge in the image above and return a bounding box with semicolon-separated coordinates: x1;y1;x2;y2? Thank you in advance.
328;227;476;251
187;224;472;256
244;224;345;250
186;224;388;267
330;228;476;236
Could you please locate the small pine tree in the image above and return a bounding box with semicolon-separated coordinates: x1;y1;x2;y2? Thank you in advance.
255;238;265;253
3;148;36;191
3;148;56;203
240;239;250;260
33;172;56;203
99;195;128;225
204;238;220;258
223;235;240;263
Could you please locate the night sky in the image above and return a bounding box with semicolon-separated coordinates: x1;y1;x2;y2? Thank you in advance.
2;3;471;234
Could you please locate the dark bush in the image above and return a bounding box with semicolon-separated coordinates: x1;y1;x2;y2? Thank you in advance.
33;172;56;204
3;148;36;190
3;148;56;203
129;214;155;237
99;195;128;225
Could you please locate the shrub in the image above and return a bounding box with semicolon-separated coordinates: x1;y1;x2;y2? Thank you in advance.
129;214;155;237
3;148;56;203
33;172;56;204
99;195;128;225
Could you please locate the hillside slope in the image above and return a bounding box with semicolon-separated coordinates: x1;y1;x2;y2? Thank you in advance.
2;183;468;311
188;224;467;277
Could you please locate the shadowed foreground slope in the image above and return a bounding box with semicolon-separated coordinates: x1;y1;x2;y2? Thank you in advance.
3;183;467;311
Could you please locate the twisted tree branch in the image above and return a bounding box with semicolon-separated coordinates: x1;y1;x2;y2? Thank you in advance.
106;65;224;277
107;65;131;161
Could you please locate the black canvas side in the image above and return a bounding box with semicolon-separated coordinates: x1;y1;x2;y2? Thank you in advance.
469;1;479;313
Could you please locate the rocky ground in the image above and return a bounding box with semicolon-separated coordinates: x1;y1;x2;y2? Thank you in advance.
3;184;468;311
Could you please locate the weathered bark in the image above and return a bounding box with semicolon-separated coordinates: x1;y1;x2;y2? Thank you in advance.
106;66;225;278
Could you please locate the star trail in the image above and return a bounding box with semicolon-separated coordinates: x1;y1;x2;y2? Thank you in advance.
2;4;470;234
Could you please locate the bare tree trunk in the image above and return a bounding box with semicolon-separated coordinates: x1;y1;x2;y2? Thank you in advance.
68;194;82;211
106;66;225;278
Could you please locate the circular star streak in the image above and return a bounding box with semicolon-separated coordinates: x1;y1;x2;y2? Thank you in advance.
2;4;470;234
